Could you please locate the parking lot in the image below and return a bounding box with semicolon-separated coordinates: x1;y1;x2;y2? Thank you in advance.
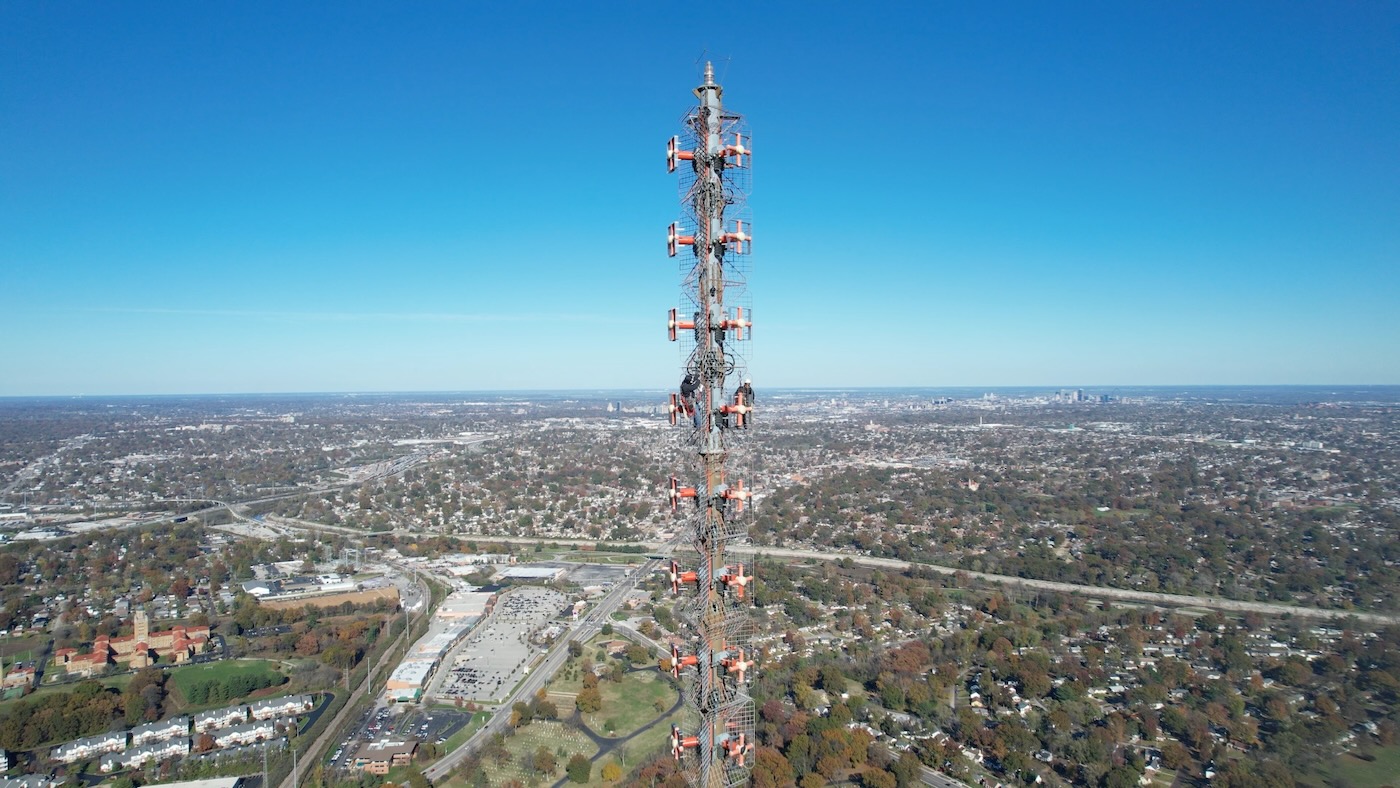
435;586;569;703
567;562;632;587
328;704;471;771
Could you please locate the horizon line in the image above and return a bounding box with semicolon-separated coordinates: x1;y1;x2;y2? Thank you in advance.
3;383;1399;400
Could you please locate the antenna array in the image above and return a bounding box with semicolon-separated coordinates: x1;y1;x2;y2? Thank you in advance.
662;62;756;788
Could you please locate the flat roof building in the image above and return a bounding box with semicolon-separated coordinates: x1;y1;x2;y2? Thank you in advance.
352;740;417;775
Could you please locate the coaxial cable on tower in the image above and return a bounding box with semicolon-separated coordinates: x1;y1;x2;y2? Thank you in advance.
662;61;756;788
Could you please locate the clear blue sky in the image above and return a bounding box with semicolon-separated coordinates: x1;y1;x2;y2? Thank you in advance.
2;2;1397;395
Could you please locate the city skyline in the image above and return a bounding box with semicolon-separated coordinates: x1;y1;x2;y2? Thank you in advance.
3;2;1398;396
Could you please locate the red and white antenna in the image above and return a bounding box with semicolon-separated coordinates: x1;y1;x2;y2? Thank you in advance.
662;60;756;788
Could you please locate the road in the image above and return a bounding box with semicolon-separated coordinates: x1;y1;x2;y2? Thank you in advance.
423;557;662;783
919;764;974;788
612;622;668;656
749;547;1400;627
448;536;1400;628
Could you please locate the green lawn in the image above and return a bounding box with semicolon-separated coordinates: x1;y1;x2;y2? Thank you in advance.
1144;767;1178;787
620;705;684;767
555;552;646;565
168;658;285;705
0;634;47;661
547;635;614;696
1327;744;1400;788
582;670;678;739
4;672;132;707
437;711;491;755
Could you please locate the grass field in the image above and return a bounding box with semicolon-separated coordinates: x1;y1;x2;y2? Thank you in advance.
10;672;132;706
621;705;683;765
168;658;285;704
1327;744;1400;787
450;634;676;786
260;586;398;610
0;634;46;661
582;670;678;739
438;711;491;754
547;634;612;696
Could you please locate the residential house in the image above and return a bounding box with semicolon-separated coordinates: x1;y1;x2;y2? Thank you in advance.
194;706;249;732
98;739;191;773
212;721;276;749
131;716;190;746
51;732;127;763
249;695;313;721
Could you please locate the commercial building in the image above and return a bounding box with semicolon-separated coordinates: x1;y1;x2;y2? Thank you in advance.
433;590;496;620
384;659;435;703
351;740;417;774
497;566;566;582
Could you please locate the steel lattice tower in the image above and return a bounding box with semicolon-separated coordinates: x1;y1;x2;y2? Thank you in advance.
662;63;756;788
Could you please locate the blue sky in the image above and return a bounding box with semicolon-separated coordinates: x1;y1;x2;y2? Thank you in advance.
2;2;1397;395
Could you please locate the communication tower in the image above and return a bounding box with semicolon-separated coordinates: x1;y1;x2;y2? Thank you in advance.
662;62;756;788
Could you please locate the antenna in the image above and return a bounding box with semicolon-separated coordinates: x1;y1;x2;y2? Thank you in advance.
661;61;756;788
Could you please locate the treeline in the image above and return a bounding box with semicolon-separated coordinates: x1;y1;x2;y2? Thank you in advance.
0;680;121;750
593;543;648;554
227;592;396;635
182;671;283;705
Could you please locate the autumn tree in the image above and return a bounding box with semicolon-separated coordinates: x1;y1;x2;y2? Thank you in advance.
600;760;623;782
576;686;602;714
566;753;591;783
533;747;556;775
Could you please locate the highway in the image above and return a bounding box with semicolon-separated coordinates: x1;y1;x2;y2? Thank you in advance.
444;535;1400;628
750;547;1400;627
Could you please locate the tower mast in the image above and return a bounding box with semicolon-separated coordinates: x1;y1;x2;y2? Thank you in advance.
664;62;756;788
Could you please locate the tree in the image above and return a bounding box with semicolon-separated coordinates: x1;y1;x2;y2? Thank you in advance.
566;753;592;783
890;751;921;788
576;686;603;714
1103;765;1141;788
625;643;651;666
600;760;623;782
751;747;796;788
296;632;321;656
1160;740;1190;770
534;746;556;775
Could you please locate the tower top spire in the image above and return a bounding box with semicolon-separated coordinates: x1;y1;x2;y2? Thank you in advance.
695;61;721;99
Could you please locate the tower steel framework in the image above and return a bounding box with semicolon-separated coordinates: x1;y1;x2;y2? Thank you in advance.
663;63;756;788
